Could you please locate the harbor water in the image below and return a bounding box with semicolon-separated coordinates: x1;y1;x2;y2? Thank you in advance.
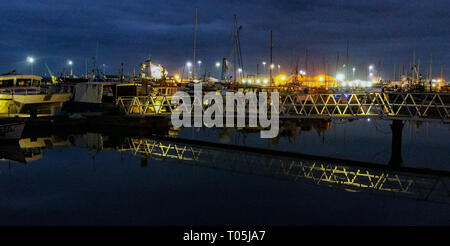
0;119;449;225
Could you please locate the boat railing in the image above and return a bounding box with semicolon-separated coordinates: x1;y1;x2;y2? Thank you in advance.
0;87;46;95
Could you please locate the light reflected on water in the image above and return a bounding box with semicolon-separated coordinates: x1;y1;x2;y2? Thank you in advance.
0;119;449;225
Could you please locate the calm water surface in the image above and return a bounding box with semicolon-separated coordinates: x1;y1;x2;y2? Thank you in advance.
0;119;449;225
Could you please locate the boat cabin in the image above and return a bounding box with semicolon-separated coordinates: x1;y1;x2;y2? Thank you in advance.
0;74;42;93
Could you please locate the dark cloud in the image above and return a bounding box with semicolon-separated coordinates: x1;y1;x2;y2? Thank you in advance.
0;0;448;79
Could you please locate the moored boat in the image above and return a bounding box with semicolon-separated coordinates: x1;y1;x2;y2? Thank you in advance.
0;73;71;116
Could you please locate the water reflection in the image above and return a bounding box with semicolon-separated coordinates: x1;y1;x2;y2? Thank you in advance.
1;124;449;205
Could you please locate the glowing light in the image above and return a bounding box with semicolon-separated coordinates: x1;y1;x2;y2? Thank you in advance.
174;74;181;82
369;72;373;77
67;60;73;66
242;79;246;83
197;60;202;64
263;79;268;84
238;68;242;73
270;64;275;69
336;73;345;81
352;67;356;72
281;76;286;81
151;65;166;79
342;82;347;86
248;79;252;83
318;76;324;82
369;65;374;70
26;56;34;63
262;61;266;65
299;70;306;75
256;79;261;84
215;62;220;67
186;62;192;67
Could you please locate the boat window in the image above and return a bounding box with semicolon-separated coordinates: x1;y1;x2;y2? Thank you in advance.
0;79;14;87
16;79;32;87
32;80;41;87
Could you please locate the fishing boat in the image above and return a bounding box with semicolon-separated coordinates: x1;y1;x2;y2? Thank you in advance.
0;72;71;116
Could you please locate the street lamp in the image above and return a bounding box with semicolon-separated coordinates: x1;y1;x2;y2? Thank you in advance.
352;67;356;80
27;56;34;75
67;60;73;76
215;62;221;78
185;62;192;80
262;61;266;74
197;60;202;78
277;64;281;74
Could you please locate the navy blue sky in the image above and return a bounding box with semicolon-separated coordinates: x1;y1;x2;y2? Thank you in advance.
1;0;449;79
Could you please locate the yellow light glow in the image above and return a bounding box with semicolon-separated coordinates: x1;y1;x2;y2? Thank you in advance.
318;76;324;82
174;74;181;82
274;74;288;85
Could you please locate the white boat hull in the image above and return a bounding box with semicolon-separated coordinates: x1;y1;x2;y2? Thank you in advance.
0;122;25;140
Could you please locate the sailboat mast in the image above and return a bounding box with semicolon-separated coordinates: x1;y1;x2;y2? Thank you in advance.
346;40;349;78
193;8;198;80
429;54;432;80
233;14;237;83
270;30;273;86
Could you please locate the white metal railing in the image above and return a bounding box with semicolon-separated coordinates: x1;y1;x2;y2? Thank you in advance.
116;92;450;121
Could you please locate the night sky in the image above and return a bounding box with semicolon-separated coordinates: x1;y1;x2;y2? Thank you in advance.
1;0;449;80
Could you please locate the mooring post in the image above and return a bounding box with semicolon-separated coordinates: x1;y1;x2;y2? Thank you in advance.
141;155;148;168
389;119;404;167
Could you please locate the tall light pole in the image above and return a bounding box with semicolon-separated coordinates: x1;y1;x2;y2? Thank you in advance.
27;56;34;75
215;62;220;78
262;61;266;74
368;65;374;79
197;60;202;79
68;60;73;77
278;64;281;74
186;62;192;79
352;67;356;80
